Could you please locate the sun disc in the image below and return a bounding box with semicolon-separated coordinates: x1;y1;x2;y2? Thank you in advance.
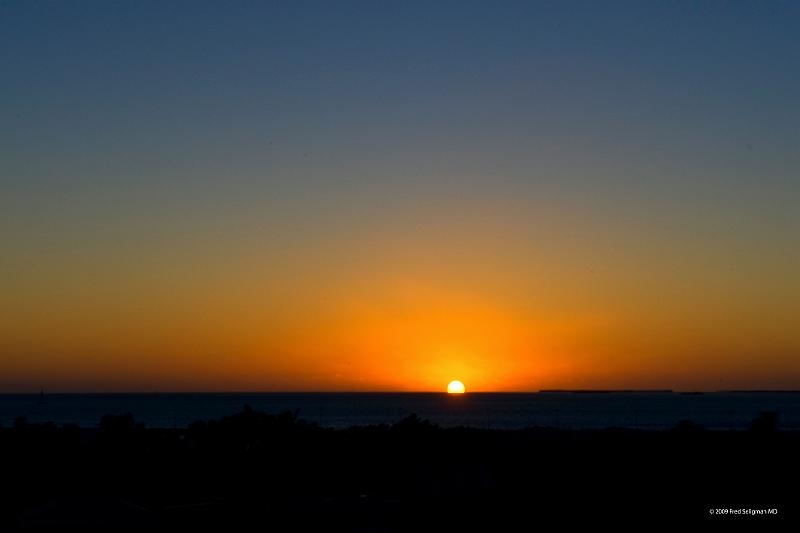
447;380;465;394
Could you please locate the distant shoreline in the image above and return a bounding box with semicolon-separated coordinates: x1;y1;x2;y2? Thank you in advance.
5;391;799;431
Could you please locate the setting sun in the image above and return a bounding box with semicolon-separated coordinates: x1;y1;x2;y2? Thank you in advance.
447;380;466;394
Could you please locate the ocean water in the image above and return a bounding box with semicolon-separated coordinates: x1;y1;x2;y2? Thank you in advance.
1;392;799;430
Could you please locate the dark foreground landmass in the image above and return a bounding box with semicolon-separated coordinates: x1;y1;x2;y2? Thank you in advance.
1;408;796;530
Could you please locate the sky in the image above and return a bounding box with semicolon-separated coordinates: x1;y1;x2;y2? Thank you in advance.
1;1;798;392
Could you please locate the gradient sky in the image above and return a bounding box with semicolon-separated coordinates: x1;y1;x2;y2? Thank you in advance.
1;1;798;392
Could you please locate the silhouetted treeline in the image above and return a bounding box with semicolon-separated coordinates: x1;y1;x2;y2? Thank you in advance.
0;408;795;529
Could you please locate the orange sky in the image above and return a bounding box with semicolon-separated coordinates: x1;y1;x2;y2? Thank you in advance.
2;2;799;392
1;190;797;392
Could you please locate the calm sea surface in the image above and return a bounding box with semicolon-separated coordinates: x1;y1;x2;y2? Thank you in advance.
1;392;799;430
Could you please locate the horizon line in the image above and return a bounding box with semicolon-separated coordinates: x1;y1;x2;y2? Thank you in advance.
4;389;800;395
